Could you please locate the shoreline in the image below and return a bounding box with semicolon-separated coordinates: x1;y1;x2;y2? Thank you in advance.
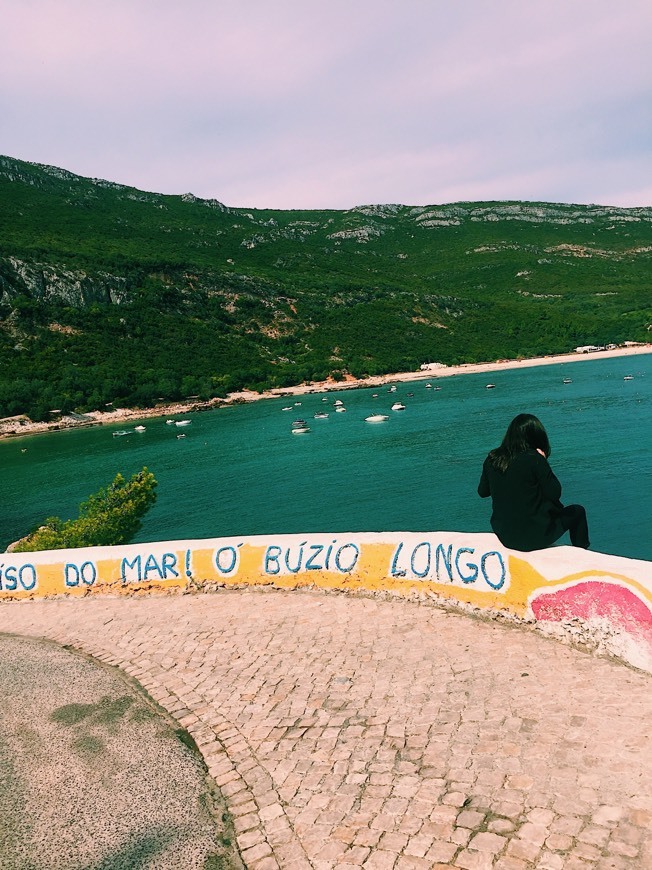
2;344;650;441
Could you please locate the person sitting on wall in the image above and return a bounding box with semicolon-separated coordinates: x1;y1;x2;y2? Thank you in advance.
478;413;590;552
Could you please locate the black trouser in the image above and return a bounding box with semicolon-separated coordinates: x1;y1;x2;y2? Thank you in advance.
559;504;590;549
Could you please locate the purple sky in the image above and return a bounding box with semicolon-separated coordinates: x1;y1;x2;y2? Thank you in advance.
2;0;651;209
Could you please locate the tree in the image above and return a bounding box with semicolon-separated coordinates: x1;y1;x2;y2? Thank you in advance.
12;468;157;552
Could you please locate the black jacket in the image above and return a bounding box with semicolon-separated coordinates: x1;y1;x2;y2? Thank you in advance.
478;448;565;552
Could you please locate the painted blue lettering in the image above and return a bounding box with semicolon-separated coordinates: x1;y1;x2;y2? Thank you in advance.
81;561;96;586
0;564;37;592
410;542;431;578
185;548;192;578
161;553;179;578
481;551;506;590
215;546;237;574
284;542;306;574
455;547;478;584
65;563;80;587
121;555;142;583
390;542;406;577
334;543;359;573
65;561;96;587
3;566;17;591
435;544;454;582
19;564;37;590
264;546;282;575
143;554;164;580
324;540;337;570
305;544;324;571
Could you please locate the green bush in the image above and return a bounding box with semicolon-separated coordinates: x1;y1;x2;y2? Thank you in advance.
13;468;157;551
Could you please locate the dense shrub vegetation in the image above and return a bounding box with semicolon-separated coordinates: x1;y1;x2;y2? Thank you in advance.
1;156;650;419
12;468;157;551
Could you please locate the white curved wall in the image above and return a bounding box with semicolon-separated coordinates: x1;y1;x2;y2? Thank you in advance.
2;531;651;673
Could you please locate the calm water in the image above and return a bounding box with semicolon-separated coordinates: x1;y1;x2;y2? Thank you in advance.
2;354;651;561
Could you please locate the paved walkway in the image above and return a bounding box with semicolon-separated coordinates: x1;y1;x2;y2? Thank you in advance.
1;588;651;870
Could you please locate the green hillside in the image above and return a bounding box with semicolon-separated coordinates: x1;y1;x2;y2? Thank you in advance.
1;155;650;420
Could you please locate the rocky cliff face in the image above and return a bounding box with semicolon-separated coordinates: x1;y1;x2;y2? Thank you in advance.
408;202;652;226
0;257;130;308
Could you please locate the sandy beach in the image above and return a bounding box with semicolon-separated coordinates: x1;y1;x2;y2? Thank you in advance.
2;344;650;441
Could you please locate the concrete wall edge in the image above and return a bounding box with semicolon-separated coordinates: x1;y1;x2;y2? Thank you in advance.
2;531;651;674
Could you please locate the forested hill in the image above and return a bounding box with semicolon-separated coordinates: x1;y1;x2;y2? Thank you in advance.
1;154;651;420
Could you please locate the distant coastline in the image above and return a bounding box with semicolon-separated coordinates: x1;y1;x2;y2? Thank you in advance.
2;344;650;441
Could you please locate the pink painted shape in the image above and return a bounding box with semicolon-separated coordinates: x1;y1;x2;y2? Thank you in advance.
531;581;652;648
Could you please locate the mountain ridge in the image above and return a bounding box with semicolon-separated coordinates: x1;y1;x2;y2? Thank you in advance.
1;154;650;420
3;153;651;216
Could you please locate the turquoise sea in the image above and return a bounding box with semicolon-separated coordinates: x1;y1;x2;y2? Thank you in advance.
2;353;651;562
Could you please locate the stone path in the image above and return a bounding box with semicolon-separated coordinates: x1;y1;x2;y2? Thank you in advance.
1;588;651;870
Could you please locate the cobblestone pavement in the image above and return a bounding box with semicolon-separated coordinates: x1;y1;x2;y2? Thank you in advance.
1;588;651;870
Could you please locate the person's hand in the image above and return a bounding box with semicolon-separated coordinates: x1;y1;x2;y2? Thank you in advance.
536;448;546;457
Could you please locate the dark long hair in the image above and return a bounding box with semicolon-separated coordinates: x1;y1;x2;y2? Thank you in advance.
488;413;551;472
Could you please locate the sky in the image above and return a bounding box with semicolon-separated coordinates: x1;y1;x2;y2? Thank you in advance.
1;0;651;210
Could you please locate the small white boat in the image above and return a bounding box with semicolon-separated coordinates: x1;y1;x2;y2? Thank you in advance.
388;386;397;393
291;420;310;434
372;393;378;398
486;384;496;389
425;383;432;389
563;378;572;384
294;401;302;406
175;419;192;426
433;386;441;391
134;425;146;432
112;430;132;437
391;402;406;411
333;399;344;406
282;406;293;411
176;433;186;439
322;397;328;402
313;412;329;419
166;419;175;425
365;414;389;423
335;406;347;413
624;375;634;380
